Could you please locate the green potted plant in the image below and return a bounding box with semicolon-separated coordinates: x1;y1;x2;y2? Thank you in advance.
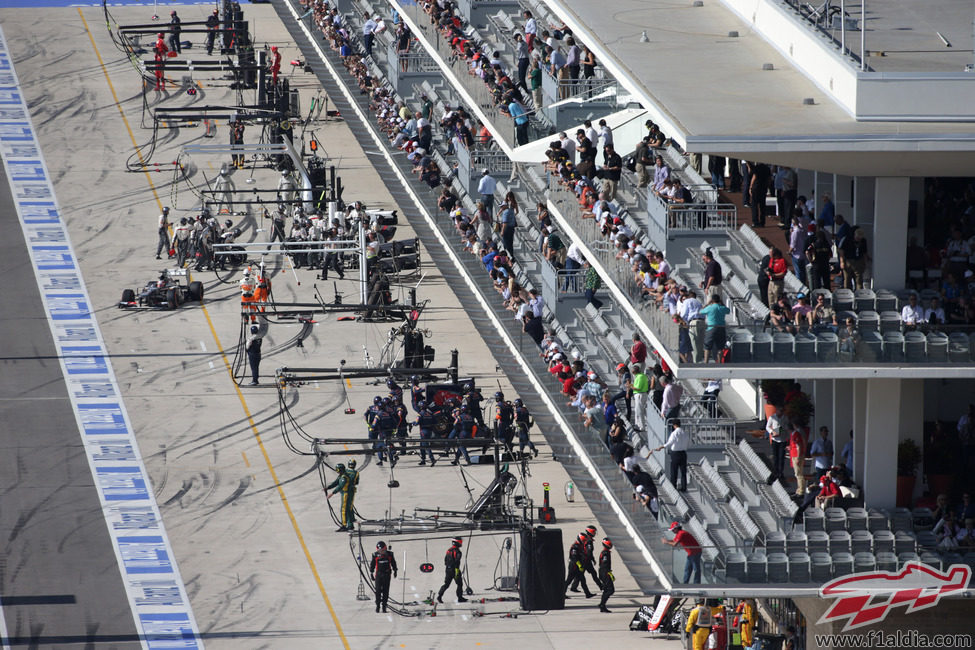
760;379;791;419
784;391;815;429
896;438;922;507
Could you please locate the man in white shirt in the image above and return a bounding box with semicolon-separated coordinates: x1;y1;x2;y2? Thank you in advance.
559;131;576;165
477;169;497;213
523;10;537;50
808;426;834;479
924;297;945;326
528;288;545;318
362;12;377;57
156;206;171;259
660;375;683;419
584;120;598;148
702;378;721;417
598;119;613;150
563;241;585;292
900;293;924;329
655;419;689;491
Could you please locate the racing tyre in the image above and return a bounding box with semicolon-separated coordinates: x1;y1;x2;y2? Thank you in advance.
166;287;181;310
432;413;452;437
188;281;204;303
120;289;135;305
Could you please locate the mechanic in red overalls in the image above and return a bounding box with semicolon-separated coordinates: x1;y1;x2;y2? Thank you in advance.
153;33;168;90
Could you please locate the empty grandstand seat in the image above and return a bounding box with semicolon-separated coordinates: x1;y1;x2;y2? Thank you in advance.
857;330;883;362
767;552;789;583
810;552;832;582
854;552;876;573
789;552;811;583
875;289;897;312
803;507;826;532
829;530;851;554
884;331;905;362
795;332;817;362
878;310;901;334
919;551;942;570
857;310;880;333
941;551;963;569
912;507;935;530
772;332;796;362
726;550;747;582
786;530;807;554
854;288;876;312
867;509;890;532
927;331;949;362
816;332;839;362
825;507;848;533
747;550;768;583
876;551;898;572
730;328;753;362
897;551;920;568
851;530;873;554
894;531;917;555
831;552;854;577
892;508;913;531
846;507;868;531
765;530;786;554
807;530;829;554
833;289;854;312
920;288;940;303
948;332;971;362
752;332;773;362
963;551;975;571
872;530;895;554
916;531;938;551
904;331;927;362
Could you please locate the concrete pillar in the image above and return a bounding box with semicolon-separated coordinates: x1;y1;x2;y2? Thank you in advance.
813;379;835;464
853;175;875;227
834;174;854;224
861;378;901;510
899;378;926;501
853;379;867;483
833;379;854;477
871;177;910;290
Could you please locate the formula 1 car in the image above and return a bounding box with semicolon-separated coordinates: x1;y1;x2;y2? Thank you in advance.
118;271;204;310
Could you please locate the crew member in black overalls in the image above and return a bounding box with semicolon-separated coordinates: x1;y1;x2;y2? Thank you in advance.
409;376;425;413
570;525;602;593
437;537;468;604
168;10;182;54
371;541;398;613
513;398;538;458
449;404;474;466
598;537;615;613
463;383;484;427
245;325;262;386
387;377;404;405
230;119;245;169
205;8;220;55
564;532;595;598
415;400;436;466
376;399;398;467
319;230;345;280
394;402;410;454
493;392;514;452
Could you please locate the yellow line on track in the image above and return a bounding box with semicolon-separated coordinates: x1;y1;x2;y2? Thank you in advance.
78;10;350;648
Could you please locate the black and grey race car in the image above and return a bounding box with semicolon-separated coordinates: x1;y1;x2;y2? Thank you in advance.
118;271;205;310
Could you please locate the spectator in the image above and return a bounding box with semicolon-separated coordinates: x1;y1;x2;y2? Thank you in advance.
701;378;721;417
806;226;833;290
841;429;854;481
661;522;701;583
901;293;924;329
652;155;670;192
839;227;870;290
789;427;807;496
508;96;529;145
601;144;622;201
660;375;683;419
699;293;730;363
522;10;537;50
477;169;496;212
792;294;813;331
749;162;772;227
700;248;722;299
766;406;786;482
522;312;543;346
808;426;834;480
631;364;649;432
924;297;945;327
810;293;838;332
789;213;808;284
635;484;659;519
655;419;689;491
630;332;647;366
766;247;788;305
583;259;603;309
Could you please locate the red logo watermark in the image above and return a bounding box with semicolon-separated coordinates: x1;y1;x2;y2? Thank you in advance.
818;562;971;631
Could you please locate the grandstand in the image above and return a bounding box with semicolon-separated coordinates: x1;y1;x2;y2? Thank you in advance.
276;0;975;638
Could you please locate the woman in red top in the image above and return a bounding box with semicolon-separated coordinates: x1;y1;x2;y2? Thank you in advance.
767;247;788;305
816;471;840;509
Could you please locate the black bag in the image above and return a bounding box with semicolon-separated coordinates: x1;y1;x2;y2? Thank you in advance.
625;156;636;173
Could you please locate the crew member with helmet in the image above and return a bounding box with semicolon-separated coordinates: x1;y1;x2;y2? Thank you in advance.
394;402;410;453
685;599;713;650
463;383;484;427
252;267;271;316
168;10;182;53
386;377;404;405
662;521;702;583
245;324;262;385
205;8;220;55
173;217;192;267
735;598;757;650
570;525;601;593
152;33;168;91
493;391;514;451
597;537;615;613
371;541;398;613
414;400;436;466
240;267;258;323
269;45;282;85
376;399;398;467
564;532;595;598
365;396;382;448
409;376;425;413
513;398;538;458
325;462;355;531
437;537;468;604
449;401;475;465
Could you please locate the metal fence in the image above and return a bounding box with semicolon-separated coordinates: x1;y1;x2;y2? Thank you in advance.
667;203;738;231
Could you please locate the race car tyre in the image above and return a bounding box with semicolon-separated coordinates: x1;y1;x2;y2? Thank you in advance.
166;287;181;310
432;413;452;437
188;281;204;302
120;289;135;305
